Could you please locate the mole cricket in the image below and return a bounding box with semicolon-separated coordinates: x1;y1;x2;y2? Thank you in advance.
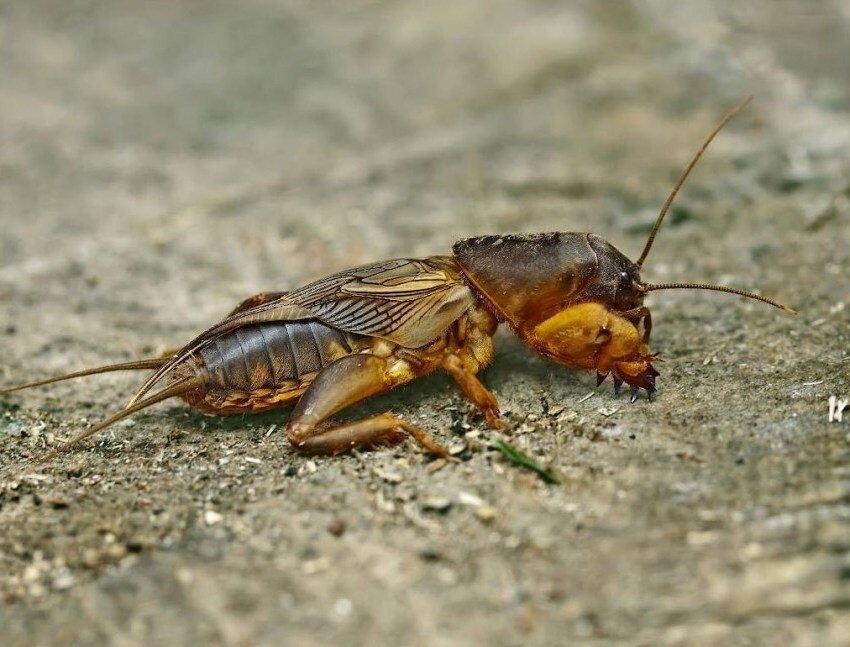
1;98;794;460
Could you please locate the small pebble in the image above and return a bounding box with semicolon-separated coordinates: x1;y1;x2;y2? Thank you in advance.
426;459;448;474
82;549;101;569
458;491;485;507
475;507;497;523
327;518;346;537
204;510;223;526
52;571;75;591
375;469;403;484
333;598;353;620
298;460;318;476
422;497;452;513
448;441;467;456
302;557;330;575
48;498;70;510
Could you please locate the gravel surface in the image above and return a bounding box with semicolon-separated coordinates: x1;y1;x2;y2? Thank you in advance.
1;2;849;645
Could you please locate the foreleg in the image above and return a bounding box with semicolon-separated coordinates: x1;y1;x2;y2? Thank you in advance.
617;306;652;344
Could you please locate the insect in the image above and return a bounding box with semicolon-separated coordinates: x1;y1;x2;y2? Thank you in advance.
1;98;794;461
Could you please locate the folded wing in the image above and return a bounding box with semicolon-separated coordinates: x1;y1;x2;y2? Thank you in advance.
128;257;474;405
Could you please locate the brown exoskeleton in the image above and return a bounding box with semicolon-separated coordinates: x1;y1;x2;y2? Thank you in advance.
1;98;794;461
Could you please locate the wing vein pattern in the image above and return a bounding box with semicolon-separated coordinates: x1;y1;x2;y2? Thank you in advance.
130;257;474;403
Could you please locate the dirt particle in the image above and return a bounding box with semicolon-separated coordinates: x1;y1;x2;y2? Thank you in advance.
327;518;346;537
474;506;498;523
419;547;442;562
204;510;223;526
422;497;452;513
374;468;403;484
47;497;70;510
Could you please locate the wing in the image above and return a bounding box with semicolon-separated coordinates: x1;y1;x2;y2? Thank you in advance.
289;257;473;346
129;257;474;405
218;256;475;348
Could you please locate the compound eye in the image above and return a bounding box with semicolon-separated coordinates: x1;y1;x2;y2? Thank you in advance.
614;270;636;309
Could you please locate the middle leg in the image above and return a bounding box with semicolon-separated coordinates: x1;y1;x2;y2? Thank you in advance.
442;354;501;428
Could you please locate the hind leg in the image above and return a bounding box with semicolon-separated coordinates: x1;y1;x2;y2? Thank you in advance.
294;413;449;457
286;354;449;457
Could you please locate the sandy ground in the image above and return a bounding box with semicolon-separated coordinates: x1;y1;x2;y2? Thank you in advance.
1;1;849;645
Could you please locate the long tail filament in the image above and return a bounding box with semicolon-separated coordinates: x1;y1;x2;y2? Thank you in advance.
36;376;204;463
0;358;169;396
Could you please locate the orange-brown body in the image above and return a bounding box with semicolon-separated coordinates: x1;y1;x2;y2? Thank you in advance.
2;98;792;460
180;295;498;419
161;236;652;429
122;234;657;458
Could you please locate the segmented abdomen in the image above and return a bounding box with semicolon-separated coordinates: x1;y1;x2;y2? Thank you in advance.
198;321;359;393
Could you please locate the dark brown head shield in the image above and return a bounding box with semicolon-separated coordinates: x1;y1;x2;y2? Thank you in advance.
453;232;643;329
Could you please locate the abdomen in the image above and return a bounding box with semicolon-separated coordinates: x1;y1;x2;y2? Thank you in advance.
192;321;362;412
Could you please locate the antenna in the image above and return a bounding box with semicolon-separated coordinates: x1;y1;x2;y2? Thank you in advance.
634;96;752;270
643;282;796;315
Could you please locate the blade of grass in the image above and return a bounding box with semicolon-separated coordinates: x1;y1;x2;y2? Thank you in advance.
489;436;559;484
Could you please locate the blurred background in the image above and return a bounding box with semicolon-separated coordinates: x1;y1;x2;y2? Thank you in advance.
1;2;848;645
